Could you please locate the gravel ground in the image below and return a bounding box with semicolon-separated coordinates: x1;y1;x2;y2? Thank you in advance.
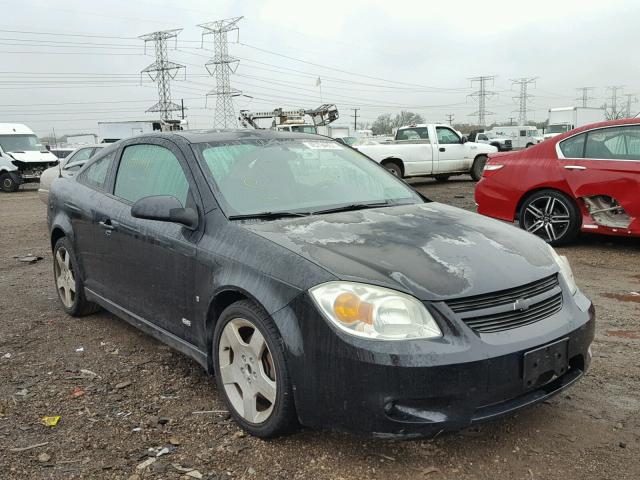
1;179;639;480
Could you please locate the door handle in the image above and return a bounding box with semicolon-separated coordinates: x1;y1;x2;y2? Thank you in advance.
98;219;116;235
439;147;446;152
564;165;587;170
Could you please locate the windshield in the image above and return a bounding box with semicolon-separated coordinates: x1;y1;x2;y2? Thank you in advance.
0;134;43;152
290;125;317;134
547;125;571;134
195;138;422;217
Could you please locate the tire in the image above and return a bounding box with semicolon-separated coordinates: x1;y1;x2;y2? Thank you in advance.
213;300;297;438
518;189;580;246
53;237;100;316
470;155;487;181
0;172;19;192
526;143;534;148
382;160;403;178
434;174;450;182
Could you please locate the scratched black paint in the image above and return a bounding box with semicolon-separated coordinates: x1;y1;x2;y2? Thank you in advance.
48;130;594;437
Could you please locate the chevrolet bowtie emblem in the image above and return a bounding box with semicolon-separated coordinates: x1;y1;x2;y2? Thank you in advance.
513;298;531;311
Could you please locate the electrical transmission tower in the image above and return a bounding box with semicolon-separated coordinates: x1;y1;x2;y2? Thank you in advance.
605;85;625;119
468;76;496;127
624;93;637;118
199;16;243;128
139;29;185;121
576;87;595;108
511;77;537;125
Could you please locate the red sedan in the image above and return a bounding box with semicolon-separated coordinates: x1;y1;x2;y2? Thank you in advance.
475;118;640;245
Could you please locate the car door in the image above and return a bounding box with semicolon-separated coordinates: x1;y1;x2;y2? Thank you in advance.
104;139;201;340
72;150;119;295
434;126;467;173
557;125;640;230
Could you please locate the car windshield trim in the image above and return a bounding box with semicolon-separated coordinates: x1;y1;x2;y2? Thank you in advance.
228;211;310;220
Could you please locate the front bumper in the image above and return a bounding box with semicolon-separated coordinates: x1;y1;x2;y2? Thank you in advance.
273;288;594;437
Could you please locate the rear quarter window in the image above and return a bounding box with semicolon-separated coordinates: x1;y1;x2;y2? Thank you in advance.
559;133;585;158
77;151;116;190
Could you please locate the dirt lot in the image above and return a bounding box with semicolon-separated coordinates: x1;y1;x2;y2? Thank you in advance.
1;179;639;480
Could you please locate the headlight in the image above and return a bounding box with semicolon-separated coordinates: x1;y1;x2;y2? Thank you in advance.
309;282;442;340
484;164;504;171
547;245;577;295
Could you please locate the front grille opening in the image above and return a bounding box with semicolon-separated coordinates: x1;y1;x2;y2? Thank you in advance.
445;275;562;333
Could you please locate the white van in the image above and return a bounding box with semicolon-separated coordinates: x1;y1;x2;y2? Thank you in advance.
486;125;544;149
0;123;59;192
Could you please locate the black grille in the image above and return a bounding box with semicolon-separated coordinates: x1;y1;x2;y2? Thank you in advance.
505;140;512;146
445;275;562;333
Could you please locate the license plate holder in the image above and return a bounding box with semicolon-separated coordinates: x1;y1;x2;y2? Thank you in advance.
523;338;569;389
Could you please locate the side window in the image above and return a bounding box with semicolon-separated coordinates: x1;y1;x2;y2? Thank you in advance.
585;127;627;159
77;151;116;190
623;126;640;158
519;130;527;137
436;127;461;144
559;133;586;158
70;147;94;163
478;134;488;141
114;144;189;206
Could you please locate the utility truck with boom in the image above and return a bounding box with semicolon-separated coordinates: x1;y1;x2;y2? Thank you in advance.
354;124;497;181
238;104;339;134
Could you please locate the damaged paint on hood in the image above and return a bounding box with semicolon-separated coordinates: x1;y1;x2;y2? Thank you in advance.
242;202;557;300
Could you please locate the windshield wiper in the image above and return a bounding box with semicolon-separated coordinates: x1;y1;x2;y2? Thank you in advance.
228;211;310;220
312;201;391;215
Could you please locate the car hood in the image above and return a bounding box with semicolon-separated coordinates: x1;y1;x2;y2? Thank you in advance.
241;203;557;301
467;141;498;153
4;150;58;163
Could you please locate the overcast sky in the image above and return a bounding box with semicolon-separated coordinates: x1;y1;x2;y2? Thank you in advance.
2;0;639;137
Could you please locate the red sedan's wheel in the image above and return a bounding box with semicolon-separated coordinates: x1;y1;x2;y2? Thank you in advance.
519;190;580;245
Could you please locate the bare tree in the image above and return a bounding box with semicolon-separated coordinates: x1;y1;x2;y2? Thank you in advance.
371;113;393;135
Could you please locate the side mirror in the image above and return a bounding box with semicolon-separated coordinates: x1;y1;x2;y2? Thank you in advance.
131;195;198;230
461;136;468;144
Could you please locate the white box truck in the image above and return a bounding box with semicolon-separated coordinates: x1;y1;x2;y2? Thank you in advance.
544;107;606;139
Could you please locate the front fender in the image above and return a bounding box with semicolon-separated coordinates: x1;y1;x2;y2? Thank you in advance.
0;155;18;172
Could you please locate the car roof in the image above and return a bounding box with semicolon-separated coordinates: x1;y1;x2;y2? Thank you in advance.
552;117;640;143
165;129;323;144
0;123;35;135
69;144;104;150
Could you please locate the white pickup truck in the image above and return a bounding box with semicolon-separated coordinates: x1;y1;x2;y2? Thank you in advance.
355;124;497;181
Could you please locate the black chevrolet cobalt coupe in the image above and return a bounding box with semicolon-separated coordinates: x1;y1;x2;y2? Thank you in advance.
48;130;594;438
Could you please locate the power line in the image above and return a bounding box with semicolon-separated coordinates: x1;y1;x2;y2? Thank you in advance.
576;87;595;108
468;76;496;127
237;42;470;91
139;28;185;121
624;93;637;118
511;77;537;125
605;85;625;119
445;113;454;125
199;17;243;128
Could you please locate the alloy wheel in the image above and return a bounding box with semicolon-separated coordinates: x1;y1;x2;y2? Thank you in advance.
523;196;571;242
218;318;277;424
54;247;76;308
